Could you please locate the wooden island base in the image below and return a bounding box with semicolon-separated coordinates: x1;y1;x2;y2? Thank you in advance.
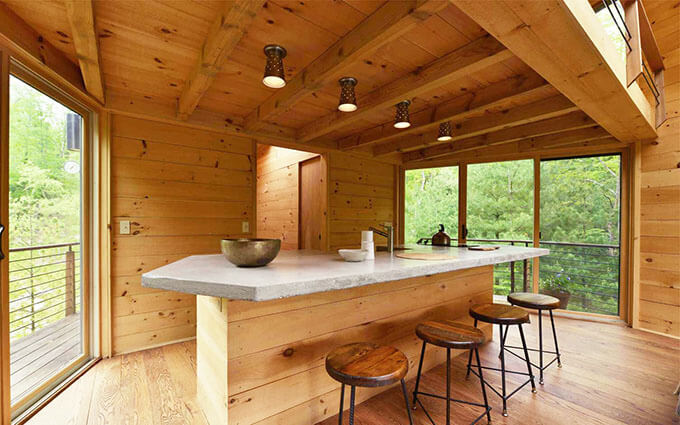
197;265;494;425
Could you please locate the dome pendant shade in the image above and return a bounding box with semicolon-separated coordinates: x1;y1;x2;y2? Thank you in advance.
437;121;453;141
337;77;358;112
262;45;287;88
393;100;411;129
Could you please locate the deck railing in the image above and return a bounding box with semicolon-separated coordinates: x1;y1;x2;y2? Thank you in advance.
455;238;620;316
8;242;81;341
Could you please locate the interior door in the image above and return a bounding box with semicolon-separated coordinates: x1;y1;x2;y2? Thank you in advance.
299;156;323;250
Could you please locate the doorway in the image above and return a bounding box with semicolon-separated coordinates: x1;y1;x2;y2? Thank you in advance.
299;156;323;250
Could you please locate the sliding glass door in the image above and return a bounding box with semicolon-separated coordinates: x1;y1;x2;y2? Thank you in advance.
5;69;91;417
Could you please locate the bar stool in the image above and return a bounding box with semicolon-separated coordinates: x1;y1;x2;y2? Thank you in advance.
506;292;562;384
326;342;413;425
412;321;491;425
465;304;536;417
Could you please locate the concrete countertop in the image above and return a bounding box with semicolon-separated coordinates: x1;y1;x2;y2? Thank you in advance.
141;244;549;301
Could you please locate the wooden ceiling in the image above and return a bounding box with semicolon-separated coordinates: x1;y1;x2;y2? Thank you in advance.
2;0;654;165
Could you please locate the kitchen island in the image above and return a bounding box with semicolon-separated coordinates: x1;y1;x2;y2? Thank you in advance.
142;245;548;425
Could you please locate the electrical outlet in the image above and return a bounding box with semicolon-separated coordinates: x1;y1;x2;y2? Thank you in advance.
120;220;130;235
242;221;250;233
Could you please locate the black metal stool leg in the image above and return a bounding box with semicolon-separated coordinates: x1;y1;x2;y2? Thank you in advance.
338;384;345;425
413;341;426;408
538;309;544;385
550;309;562;367
349;386;356;425
401;379;414;425
446;347;451;425
518;324;537;393
474;347;492;424
466;319;477;378
499;324;507;416
498;323;510;359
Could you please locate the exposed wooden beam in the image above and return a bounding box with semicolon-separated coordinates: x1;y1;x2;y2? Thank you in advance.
636;0;664;72
406;136;624;168
403;111;597;162
374;94;579;156
64;0;105;104
243;0;449;130
0;3;86;96
106;89;334;153
177;0;265;120
449;0;657;142
339;72;549;150
298;35;511;143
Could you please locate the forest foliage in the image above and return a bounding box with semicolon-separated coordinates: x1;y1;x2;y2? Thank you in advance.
405;156;622;315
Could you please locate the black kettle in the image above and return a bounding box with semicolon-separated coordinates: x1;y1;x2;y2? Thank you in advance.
431;224;451;246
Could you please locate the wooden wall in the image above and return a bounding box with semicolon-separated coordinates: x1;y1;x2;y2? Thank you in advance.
109;114;254;354
256;145;318;250
638;1;680;337
328;152;397;250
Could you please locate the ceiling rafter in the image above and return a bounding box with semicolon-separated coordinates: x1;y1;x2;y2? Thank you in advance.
298;34;512;143
0;3;85;96
339;72;549;151
63;0;105;104
177;0;266;120
448;0;656;141
414;135;623;167
242;0;449;131
374;94;579;156
402;111;597;162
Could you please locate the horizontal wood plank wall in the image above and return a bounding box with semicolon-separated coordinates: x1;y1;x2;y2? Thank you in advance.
223;266;493;425
256;145;317;250
110;114;254;354
639;1;680;337
328;152;396;250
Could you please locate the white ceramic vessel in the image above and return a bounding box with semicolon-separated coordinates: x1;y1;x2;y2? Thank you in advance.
338;249;368;262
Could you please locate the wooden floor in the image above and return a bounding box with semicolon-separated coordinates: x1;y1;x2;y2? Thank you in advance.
11;314;82;404
25;315;679;425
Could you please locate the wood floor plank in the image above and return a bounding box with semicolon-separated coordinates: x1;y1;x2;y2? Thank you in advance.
24;316;679;425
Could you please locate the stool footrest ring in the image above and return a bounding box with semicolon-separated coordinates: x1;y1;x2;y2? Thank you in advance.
414;394;491;425
468;367;534;401
503;346;560;371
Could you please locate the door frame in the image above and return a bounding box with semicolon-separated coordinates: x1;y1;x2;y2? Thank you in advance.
1;56;100;423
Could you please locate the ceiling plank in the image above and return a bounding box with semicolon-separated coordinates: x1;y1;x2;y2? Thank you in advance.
448;0;656;142
298;35;512;143
177;0;266;120
0;3;85;96
403;110;597;162
243;0;449;131
63;0;105;104
374;94;579;156
339;72;549;150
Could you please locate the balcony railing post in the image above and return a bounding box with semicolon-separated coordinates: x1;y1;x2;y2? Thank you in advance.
65;246;75;316
30;248;35;332
509;241;515;293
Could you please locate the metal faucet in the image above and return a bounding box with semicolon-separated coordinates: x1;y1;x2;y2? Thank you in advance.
369;223;394;253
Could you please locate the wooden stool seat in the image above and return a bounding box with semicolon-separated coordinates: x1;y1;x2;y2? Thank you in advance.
470;303;530;325
508;292;560;310
416;321;486;350
325;342;408;388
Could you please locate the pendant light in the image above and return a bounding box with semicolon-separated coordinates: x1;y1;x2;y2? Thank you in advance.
393;100;411;129
262;45;287;88
337;77;358;112
437;121;453;141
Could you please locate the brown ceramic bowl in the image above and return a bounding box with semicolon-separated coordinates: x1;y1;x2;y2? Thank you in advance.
220;238;281;267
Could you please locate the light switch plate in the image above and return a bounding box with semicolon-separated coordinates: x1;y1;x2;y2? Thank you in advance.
120;220;130;235
242;221;249;233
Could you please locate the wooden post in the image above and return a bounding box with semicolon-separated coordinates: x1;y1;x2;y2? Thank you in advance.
65;247;75;316
624;0;643;87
